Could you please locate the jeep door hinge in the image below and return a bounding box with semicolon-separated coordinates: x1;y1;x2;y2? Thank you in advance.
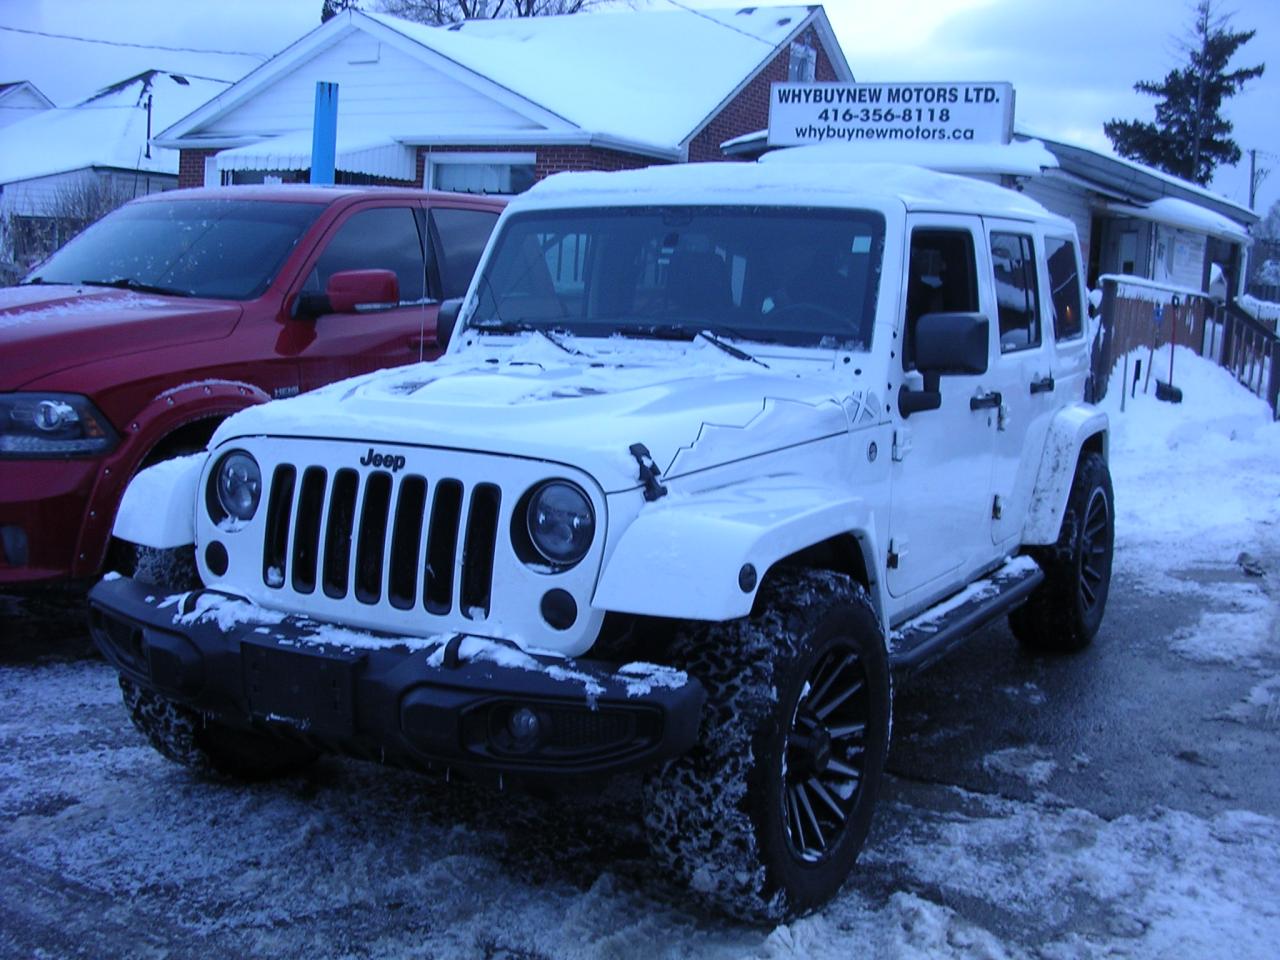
992;495;1003;520
887;537;908;569
892;428;912;462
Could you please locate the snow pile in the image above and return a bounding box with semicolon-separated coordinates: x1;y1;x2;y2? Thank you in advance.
1102;345;1280;592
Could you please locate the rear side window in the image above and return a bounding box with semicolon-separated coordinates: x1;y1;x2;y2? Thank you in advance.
990;232;1041;353
431;207;500;300
1045;236;1084;340
307;207;426;304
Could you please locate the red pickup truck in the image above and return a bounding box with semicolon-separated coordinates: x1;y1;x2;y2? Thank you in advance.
0;185;505;585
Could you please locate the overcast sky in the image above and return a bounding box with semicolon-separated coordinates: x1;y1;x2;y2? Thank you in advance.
1;0;1277;214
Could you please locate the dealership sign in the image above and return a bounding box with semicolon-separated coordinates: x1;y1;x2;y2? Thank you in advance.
768;82;1015;147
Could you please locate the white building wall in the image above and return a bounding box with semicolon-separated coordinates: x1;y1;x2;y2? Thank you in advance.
202;33;541;138
1;168;174;218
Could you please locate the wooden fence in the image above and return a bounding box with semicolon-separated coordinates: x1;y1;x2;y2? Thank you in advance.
1094;275;1279;419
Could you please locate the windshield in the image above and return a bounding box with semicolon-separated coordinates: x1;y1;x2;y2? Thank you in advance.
471;206;885;349
24;199;325;300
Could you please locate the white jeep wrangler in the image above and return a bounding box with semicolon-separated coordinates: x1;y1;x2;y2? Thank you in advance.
90;162;1112;919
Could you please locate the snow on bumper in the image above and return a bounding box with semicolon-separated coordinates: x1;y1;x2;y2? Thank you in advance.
88;577;704;778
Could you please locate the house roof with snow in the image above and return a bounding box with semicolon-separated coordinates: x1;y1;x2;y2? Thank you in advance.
0;71;232;185
153;5;851;168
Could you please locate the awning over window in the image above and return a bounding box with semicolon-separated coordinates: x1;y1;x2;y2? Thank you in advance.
1103;197;1251;245
215;130;417;182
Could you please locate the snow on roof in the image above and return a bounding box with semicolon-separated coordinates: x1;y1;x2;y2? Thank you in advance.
1019;126;1256;224
362;6;816;150
1103;196;1252;244
515;161;1062;224
0;71;231;184
761;138;1058;178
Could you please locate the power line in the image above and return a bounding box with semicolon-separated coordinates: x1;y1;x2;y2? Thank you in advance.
0;23;270;60
658;0;776;48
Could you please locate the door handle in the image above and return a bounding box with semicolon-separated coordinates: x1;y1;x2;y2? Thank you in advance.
1030;375;1055;395
970;390;1003;411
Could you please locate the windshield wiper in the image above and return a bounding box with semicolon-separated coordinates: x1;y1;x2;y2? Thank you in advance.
80;277;191;297
698;329;769;368
471;319;588;357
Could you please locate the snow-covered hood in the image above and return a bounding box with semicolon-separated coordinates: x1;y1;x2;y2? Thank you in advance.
0;284;243;388
214;336;880;492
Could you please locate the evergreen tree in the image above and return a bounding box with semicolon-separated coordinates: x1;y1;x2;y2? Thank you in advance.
321;0;362;23
1104;0;1264;186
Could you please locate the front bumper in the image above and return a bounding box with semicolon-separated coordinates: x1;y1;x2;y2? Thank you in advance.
0;458;99;584
88;577;704;779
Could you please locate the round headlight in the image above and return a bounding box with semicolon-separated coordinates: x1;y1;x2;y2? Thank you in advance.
526;481;594;566
215;451;262;522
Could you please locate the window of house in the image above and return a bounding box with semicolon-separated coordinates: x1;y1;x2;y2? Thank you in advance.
430;207;501;300
307;206;426;303
788;40;817;82
903;228;979;368
989;232;1041;352
427;153;536;196
1045;236;1084;341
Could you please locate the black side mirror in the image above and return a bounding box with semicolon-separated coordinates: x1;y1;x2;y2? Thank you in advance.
899;312;990;417
437;298;464;350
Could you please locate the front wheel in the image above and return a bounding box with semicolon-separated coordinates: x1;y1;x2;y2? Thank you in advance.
1010;451;1114;652
642;568;891;920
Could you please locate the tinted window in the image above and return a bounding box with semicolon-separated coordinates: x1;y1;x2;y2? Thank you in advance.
26;200;324;300
308;207;425;303
473;206;885;349
431;207;500;300
1046;236;1084;340
990;232;1041;352
904;229;979;368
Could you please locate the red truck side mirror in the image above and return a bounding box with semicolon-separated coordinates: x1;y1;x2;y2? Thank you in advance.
326;269;400;313
292;269;401;320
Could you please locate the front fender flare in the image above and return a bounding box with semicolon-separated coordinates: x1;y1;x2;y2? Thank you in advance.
1022;403;1109;544
593;476;877;621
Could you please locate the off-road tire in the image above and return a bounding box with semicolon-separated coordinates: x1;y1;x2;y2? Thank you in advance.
119;546;317;780
642;568;891;921
1010;452;1114;652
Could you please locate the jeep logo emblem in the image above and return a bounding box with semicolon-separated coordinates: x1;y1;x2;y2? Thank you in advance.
360;447;407;472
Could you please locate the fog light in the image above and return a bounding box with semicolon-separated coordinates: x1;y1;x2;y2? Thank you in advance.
0;525;28;566
508;707;542;745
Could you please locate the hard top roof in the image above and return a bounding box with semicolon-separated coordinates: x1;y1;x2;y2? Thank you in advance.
513;161;1067;227
131;184;506;207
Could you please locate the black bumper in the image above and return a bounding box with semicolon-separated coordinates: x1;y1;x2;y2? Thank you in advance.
88;577;704;779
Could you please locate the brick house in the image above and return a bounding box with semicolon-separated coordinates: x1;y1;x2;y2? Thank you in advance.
154;5;850;192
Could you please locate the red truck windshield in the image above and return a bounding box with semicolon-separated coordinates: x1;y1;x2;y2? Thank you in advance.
24;199;325;301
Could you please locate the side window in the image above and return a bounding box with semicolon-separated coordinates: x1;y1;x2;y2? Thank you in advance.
904;228;979;368
1045;236;1084;341
989;232;1041;353
430;207;500;300
308;207;425;304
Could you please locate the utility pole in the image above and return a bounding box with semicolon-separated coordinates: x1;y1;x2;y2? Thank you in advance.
1249;148;1271;211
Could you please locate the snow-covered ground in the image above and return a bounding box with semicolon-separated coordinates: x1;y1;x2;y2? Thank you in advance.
1;349;1277;958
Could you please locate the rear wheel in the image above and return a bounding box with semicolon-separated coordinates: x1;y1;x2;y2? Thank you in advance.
1010;452;1114;652
642;568;891;920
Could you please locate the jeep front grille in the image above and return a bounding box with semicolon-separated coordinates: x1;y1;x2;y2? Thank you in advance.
262;465;501;618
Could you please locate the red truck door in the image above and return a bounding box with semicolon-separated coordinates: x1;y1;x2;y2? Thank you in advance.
288;202;434;391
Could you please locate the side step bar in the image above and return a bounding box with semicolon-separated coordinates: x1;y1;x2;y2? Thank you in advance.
889;556;1044;674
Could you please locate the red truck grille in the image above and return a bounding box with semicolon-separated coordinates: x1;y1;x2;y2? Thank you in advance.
260;464;501;619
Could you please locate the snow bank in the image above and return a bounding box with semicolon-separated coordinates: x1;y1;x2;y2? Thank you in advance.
1103;346;1280;594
